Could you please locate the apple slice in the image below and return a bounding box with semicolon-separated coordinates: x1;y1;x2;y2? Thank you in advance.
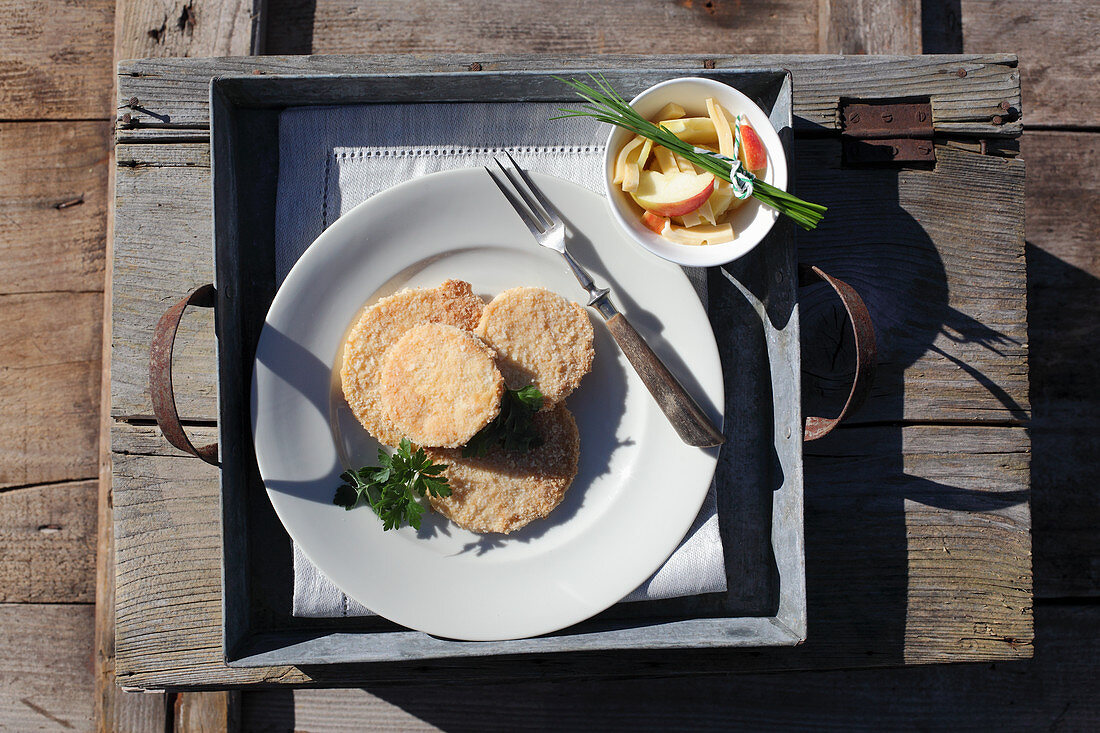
663;222;736;246
736;116;768;173
658;117;718;144
631;170;716;217
641;210;669;234
707;179;735;220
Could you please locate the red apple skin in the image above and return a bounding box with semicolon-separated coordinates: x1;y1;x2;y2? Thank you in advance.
642;179;715;217
641;210;669;234
738;122;768;172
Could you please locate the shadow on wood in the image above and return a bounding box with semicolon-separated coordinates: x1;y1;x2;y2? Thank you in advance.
1026;242;1100;597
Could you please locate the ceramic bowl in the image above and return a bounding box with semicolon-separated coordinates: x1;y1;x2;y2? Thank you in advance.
602;76;788;267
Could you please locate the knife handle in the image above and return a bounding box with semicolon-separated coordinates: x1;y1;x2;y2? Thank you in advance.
605;313;725;448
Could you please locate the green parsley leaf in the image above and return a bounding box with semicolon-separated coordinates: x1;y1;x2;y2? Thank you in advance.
332;440;451;530
462;386;545;458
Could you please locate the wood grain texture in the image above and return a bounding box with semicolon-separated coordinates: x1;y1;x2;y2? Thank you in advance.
0;603;94;730
108;141;1027;426
0;0;114;120
961;0;1100;127
114;54;1022;140
819;0;921;54
1024;132;1100;598
175;691;240;732
0;291;102;489
97;133;170;733
112;143;215;421
111;421;1028;687
238;604;1089;732
0;480;96;603
0;121;110;294
605;312;725;447
265;0;818;56
116;0;262;60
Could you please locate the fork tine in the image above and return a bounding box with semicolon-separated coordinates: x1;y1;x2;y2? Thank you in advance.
484;166;546;239
495;157;554;229
503;151;564;226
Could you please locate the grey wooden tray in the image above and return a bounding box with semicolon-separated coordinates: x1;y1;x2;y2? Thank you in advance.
210;67;804;667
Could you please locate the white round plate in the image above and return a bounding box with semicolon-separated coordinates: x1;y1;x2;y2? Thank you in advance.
252;168;723;641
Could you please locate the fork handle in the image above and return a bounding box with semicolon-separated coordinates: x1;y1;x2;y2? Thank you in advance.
605;313;725;448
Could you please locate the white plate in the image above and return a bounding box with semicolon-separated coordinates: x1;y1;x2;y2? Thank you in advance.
252;168;723;641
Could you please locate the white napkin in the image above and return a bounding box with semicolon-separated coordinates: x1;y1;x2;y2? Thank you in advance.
274;103;728;617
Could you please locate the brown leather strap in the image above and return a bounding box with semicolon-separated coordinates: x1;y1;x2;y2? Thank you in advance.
798;265;877;441
149;284;219;465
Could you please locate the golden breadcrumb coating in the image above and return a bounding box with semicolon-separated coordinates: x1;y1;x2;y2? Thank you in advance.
474;287;594;408
379;323;504;448
340;280;485;447
427;404;580;534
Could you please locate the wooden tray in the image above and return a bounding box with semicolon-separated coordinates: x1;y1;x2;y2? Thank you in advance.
207;68;805;666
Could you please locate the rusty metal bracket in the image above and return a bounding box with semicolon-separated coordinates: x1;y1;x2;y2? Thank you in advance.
841;99;935;165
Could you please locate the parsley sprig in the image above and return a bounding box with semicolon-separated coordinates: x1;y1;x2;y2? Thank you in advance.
333;438;451;530
462;385;544;458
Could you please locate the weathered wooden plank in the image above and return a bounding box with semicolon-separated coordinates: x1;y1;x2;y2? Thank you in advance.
116;0;263;60
0;291;102;489
265;0;818;57
0;480;96;603
1023;131;1100;598
797;140;1028;425
98;281;169;733
0;121;110;294
962;0;1100;128
819;0;921;54
114;54;1022;140
112;143;215;422
0;603;95;730
240;603;1090;731
109;141;1027;425
175;691;241;732
0;0;114;120
112;421;1029;687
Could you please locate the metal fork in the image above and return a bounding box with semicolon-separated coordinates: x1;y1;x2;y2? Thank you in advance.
486;154;725;448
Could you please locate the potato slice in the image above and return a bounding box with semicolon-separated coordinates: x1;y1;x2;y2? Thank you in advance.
637;138;654;171
706;98;737;159
673;153;697;174
653;145;679;174
658;117;718;144
613;135;646;185
663;223;736;246
654;102;686;121
678;209;704;227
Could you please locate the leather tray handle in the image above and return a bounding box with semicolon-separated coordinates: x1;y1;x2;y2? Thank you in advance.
149;283;219;465
798;265;877;441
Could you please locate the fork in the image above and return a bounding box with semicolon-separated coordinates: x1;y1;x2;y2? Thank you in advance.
486;154;725;448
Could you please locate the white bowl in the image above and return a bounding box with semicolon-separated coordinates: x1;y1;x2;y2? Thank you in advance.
603;77;788;267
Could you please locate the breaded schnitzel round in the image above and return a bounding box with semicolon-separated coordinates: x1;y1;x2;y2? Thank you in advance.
427;404;580;534
379;323;505;448
474;287;594;407
341;280;485;447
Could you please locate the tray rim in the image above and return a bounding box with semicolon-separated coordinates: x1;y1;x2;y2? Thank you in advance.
210;66;805;668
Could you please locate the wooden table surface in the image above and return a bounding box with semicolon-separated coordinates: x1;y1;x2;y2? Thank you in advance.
1;0;1097;730
109;52;1031;689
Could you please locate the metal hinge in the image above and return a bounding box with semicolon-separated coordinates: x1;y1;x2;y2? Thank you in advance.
840;100;935;165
